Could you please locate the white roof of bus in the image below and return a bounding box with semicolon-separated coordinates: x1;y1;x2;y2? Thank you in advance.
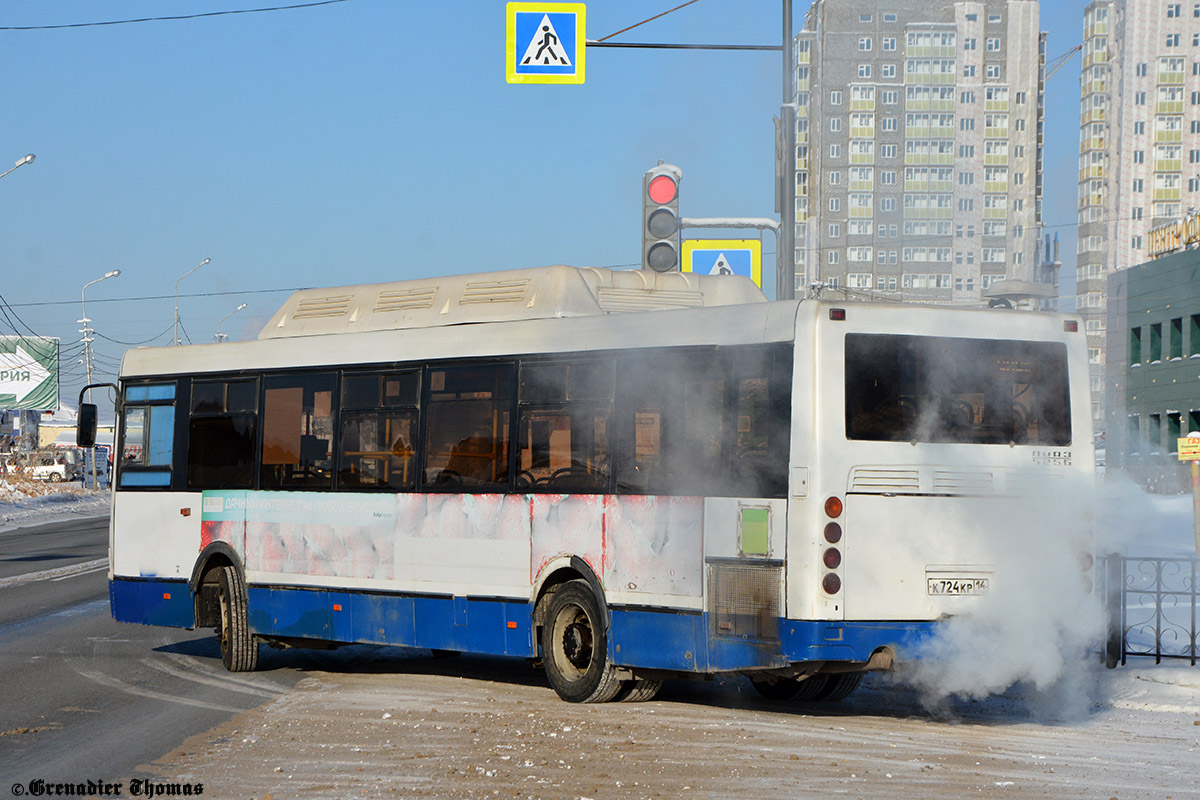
259;265;767;340
118;266;1082;381
120;266;787;379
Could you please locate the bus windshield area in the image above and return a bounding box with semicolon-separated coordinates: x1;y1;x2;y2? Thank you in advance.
844;333;1071;446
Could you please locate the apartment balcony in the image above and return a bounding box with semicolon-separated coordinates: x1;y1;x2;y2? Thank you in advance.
1154;128;1183;142
850;126;876;138
983;207;1008;219
984;180;1008;193
1079;136;1106;153
986;154;1011;166
1158;71;1184;85
1154;188;1182;201
850;99;875;112
985;101;1009;113
984;126;1009;139
849;153;875;165
1080;108;1105;125
1155;158;1182;171
1078;165;1104;181
905;126;932;138
850;180;873;192
849;206;874;218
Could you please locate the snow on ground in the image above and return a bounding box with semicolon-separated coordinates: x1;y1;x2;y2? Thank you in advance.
0;478;111;533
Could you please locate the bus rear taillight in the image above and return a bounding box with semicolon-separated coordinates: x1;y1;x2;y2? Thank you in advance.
824;496;843;518
823;496;844;594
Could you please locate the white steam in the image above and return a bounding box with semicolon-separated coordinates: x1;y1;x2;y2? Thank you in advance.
899;476;1105;714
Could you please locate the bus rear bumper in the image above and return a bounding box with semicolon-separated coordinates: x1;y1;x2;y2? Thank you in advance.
780;620;939;665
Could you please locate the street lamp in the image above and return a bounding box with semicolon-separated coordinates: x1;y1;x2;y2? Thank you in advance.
0;153;35;181
174;258;210;345
215;303;247;342
80;269;120;489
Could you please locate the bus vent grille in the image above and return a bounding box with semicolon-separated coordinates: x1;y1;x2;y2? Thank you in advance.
374;288;438;313
932;469;995;494
294;295;354;319
707;562;782;641
459;279;531;305
1005;470;1063;494
595;287;704;313
849;467;920;493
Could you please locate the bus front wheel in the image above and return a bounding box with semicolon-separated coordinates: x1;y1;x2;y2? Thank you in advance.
541;580;622;703
215;565;259;673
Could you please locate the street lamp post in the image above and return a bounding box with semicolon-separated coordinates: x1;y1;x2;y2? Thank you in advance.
80;269;120;489
0;153;35;182
215;303;247;342
174;258;211;346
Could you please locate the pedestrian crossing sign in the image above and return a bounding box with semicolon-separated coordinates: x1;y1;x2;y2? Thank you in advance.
507;3;586;85
682;239;762;287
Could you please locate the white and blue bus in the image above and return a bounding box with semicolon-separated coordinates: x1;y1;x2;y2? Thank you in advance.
86;265;1093;703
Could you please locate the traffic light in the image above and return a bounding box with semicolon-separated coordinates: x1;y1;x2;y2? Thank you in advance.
641;163;682;272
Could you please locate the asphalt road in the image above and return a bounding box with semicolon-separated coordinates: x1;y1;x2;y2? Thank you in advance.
0;515;303;784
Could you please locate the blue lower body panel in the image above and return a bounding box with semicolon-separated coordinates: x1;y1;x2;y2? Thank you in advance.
780;620;939;663
110;577;939;672
246;586;536;658
110;577;194;628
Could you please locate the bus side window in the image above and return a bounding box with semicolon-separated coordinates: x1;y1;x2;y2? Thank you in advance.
516;360;613;492
422;364;513;491
187;379;258;490
260;373;336;490
119;383;176;489
339;371;420;491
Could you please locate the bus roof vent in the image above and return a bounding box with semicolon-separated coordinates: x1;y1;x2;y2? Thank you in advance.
374;288;438;313
459;279;531;305
293;294;355;320
932;469;995;494
594;287;704;313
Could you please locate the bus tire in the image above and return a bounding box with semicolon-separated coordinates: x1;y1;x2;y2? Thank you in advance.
814;672;862;702
216;565;259;673
541;579;622;703
614;678;663;702
751;674;829;701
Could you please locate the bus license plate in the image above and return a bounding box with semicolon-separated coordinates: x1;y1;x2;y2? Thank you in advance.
927;577;989;596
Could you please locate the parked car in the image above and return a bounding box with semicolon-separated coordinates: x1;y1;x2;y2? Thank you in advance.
3;449;83;483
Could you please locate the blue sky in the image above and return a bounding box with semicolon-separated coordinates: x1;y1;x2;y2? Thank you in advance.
0;0;1086;397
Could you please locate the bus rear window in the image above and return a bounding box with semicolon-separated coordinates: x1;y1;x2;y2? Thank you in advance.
845;333;1071;445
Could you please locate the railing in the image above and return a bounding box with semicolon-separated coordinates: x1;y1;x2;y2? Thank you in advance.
1102;554;1199;667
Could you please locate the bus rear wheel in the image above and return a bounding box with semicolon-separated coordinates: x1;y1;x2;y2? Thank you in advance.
751;674;831;701
541;580;622;703
615;678;663;702
814;672;862;701
215;565;259;673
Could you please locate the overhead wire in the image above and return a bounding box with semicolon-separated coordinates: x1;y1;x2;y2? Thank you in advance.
0;0;352;31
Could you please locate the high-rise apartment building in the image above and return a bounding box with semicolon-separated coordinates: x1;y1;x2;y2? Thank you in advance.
792;0;1046;307
1079;0;1200;429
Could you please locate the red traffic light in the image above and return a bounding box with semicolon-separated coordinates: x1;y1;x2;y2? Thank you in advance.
647;174;677;205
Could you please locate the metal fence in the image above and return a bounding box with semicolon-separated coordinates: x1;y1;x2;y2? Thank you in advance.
1101;554;1199;667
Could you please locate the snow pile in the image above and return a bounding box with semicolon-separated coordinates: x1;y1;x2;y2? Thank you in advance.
0;478;111;531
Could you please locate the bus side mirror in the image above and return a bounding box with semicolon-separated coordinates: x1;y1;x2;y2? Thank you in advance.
77;404;98;448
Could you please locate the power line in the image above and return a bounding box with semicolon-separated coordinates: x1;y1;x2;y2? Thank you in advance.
0;0;352;31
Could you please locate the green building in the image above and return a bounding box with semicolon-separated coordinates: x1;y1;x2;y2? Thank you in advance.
1105;244;1200;491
